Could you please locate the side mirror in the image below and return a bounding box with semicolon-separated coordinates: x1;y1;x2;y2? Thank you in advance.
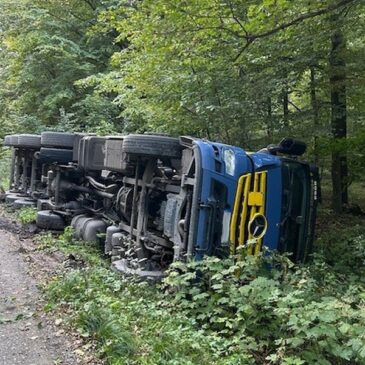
277;138;307;156
259;138;307;156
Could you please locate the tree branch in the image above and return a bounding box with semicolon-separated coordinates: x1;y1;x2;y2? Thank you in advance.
227;0;249;37
288;100;302;112
233;40;252;62
233;0;357;61
250;0;356;41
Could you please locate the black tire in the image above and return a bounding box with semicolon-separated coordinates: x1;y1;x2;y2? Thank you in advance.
4;135;19;147
39;147;73;164
17;134;41;149
41;132;75;148
36;210;65;230
5;194;24;204
122;134;182;159
13;199;37;209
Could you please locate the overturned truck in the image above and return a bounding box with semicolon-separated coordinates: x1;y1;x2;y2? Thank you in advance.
4;132;319;277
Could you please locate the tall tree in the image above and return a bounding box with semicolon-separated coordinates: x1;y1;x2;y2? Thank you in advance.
329;13;348;212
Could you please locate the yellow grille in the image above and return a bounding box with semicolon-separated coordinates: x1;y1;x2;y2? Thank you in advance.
229;171;267;256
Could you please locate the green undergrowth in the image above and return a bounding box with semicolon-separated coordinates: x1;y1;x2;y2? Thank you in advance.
36;226;106;267
41;221;365;365
17;207;37;224
0;148;11;191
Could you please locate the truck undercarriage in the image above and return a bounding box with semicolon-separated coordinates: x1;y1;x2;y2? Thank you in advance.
3;132;319;277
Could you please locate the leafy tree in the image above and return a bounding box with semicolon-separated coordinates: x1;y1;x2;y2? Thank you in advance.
0;0;122;134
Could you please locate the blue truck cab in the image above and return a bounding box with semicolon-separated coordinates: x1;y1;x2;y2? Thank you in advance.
183;137;318;264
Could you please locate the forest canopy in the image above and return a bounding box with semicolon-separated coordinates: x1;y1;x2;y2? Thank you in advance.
0;0;364;211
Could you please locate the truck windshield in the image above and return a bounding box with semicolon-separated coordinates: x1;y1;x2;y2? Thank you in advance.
279;160;313;262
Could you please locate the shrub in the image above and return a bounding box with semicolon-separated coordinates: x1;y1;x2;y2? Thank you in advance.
162;250;365;364
44;226;365;365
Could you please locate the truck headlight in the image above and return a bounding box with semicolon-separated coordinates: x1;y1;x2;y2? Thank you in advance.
223;149;235;176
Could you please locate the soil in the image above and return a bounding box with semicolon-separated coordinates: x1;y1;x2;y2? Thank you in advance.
0;213;101;365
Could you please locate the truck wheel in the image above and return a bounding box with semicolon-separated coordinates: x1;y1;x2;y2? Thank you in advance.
83;219;107;242
13;199;37;209
5;194;24;204
39;148;73;164
36;210;65;230
71;214;89;239
16;134;41;149
4;135;19;146
122;134;182;159
41;132;75;148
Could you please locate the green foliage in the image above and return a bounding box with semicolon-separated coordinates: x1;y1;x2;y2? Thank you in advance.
0;0;123;136
163;250;365;364
0;0;363;147
17;207;37;224
105;0;364;147
0;147;11;191
315;216;365;277
46;266;230;364
44;223;365;365
36;227;105;267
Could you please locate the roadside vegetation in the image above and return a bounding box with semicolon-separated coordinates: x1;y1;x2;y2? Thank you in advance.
0;149;11;192
5;194;365;364
35;211;365;365
16;207;37;225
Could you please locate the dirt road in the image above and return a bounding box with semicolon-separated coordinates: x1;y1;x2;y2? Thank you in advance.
0;223;77;365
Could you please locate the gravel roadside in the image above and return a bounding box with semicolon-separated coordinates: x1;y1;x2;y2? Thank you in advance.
0;217;82;365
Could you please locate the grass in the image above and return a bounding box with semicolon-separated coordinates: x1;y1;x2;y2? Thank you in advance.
42;232;224;365
349;181;365;210
320;176;365;211
36;227;107;267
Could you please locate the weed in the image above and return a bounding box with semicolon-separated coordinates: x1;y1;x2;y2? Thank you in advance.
17;207;37;224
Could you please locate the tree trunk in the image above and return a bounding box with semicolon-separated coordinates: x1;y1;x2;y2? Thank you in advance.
310;66;320;165
329;18;348;213
266;97;273;143
282;87;289;129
